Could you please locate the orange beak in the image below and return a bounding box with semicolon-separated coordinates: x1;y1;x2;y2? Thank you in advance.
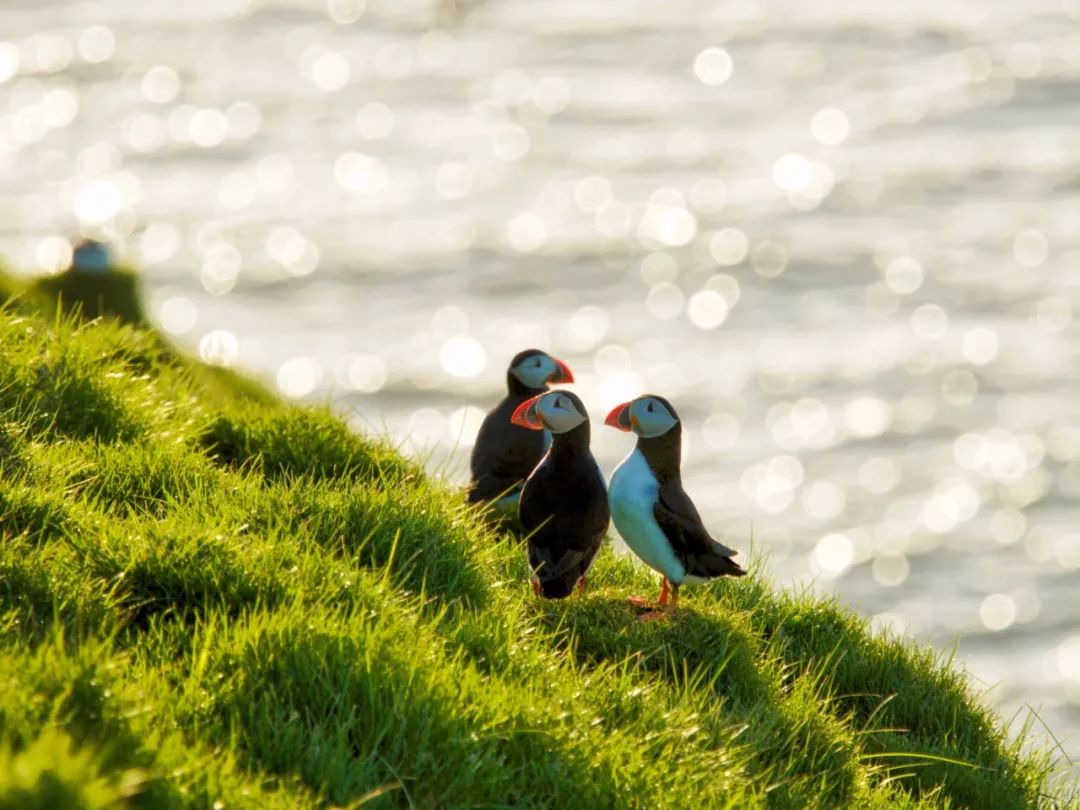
550;358;574;385
604;402;633;432
511;395;546;430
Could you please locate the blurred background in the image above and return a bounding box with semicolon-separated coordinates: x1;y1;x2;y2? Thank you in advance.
2;0;1079;769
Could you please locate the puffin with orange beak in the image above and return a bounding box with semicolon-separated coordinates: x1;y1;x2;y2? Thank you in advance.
606;395;745;619
511;390;609;598
467;349;574;513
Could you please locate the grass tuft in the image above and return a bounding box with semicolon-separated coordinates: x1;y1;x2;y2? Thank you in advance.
199;408;417;483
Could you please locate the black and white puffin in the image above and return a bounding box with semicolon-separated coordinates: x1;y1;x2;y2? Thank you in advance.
511;390;609;598
467;349;574;513
605;395;745;619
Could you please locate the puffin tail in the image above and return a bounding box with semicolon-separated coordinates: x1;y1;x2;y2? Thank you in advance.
693;553;746;579
722;556;747;577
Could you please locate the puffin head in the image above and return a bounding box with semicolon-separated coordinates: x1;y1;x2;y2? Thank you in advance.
604;395;680;438
507;349;573;393
511;390;589;434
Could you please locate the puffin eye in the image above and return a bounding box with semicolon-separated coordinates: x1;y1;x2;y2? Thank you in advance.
646;402;654;414
554;397;563;408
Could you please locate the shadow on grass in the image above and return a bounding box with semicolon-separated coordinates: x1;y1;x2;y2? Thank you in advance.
526;589;860;810
0;356;144;444
0;483;75;546
73;524;291;630
0;538;120;641
75;443;224;518
720;577;1048;809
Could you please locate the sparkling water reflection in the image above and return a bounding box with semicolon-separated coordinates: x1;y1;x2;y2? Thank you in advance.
2;0;1080;770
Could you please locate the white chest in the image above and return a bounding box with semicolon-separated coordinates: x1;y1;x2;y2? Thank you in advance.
608;449;687;583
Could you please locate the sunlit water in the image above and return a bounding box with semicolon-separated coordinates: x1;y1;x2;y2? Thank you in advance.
3;0;1080;771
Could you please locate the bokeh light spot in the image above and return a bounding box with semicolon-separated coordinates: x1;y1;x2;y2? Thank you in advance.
190;108;228;148
979;594;1017;631
506;213;547;252
310;51;351;92
335;354;387;393
872;553;909;587
0;42;19;83
646;283;684;320
1034;296;1071;332
815;533;854;576
884;256;923;294
492;124;530;161
140;223;180;265
35;236;72;274
810;107;850;146
772;153;814;193
709;228;748;266
448;405;485;448
751;242;787;278
73;180;122;224
911;303;948;340
335;152;388;193
142;65;180;104
961;327;1000;365
687;290;729;330
1013;229;1048;267
277;357;322;398
439;336;486;378
693;47;733;86
640;252;678;285
198;330;239;367
327;0;365;24
844;397;892;439
435;162;473;200
78;26;115;63
574;176;612;213
356;102;394;139
564;305;610;352
158;296;198;335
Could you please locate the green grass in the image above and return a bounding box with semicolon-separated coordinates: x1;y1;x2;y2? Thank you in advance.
0;296;1076;809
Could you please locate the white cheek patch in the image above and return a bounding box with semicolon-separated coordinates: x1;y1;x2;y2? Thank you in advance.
633;405;677;438
543;404;584;434
513;356;555;389
538;356;556;382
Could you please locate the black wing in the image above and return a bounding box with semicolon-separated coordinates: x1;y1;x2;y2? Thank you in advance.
522;456;609;597
653;480;738;560
468;400;547;503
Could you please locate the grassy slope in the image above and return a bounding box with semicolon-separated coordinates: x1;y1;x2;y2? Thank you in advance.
0;298;1074;810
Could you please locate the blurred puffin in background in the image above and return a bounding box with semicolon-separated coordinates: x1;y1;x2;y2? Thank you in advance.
511;390;609;598
70;238;113;274
467;349;573;515
606;395;745;619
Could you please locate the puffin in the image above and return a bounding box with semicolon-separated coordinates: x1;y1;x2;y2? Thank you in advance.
467;349;573;515
511;390;609;598
605;395;745;619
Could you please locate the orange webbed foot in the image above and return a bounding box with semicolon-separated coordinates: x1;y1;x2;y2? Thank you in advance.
628;578;672;612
